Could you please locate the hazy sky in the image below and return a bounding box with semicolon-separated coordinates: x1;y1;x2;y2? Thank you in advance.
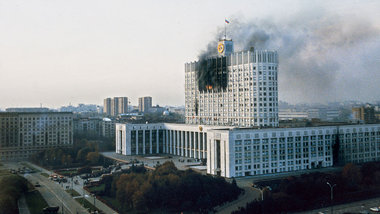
0;0;379;109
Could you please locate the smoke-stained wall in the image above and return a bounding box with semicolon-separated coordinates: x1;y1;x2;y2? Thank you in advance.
196;56;228;92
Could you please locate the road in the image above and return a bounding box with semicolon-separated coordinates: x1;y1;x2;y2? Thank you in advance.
4;162;89;214
215;187;261;214
297;196;380;214
25;162;119;214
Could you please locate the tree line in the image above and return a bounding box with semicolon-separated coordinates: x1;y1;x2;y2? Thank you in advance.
233;161;380;213
30;138;110;169
94;162;241;213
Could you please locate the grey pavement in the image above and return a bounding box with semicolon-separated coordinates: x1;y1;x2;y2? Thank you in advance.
18;194;31;214
216;187;261;214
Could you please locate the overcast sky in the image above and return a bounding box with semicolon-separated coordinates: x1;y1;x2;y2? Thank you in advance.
0;0;379;109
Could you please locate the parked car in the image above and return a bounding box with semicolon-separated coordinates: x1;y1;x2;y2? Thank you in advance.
370;207;380;212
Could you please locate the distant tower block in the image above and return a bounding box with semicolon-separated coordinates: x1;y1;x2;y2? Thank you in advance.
217;39;234;56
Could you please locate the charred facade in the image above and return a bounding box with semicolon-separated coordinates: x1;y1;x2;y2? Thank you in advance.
196;56;228;92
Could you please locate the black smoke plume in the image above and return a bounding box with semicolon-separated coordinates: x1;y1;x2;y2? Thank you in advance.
198;12;380;103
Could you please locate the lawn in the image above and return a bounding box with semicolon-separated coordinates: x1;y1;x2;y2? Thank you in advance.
102;196;121;211
75;197;101;213
66;189;81;197
25;190;48;214
88;183;105;193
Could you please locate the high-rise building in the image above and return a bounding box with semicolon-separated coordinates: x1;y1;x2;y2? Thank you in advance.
104;97;128;116
116;97;128;115
0;109;73;161
111;97;119;116
104;98;112;116
138;96;152;113
352;105;376;123
185;39;279;127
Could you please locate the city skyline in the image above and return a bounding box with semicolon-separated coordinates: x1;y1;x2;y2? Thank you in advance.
0;0;379;109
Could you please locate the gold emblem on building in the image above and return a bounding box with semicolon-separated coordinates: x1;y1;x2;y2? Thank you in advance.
217;43;224;53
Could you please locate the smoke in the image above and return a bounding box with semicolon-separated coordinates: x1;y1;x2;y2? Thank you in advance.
198;13;380;103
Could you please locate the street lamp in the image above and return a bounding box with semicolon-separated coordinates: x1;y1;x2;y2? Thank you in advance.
70;173;73;195
258;188;264;201
326;182;336;214
84;194;97;213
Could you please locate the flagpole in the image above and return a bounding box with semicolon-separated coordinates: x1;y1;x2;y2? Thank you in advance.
224;18;227;39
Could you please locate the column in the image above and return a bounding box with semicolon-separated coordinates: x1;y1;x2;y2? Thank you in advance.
142;130;145;155
189;131;193;158
166;130;169;154
185;131;188;157
156;129;159;153
169;130;173;154
135;130;139;155
203;133;207;159
181;131;184;156
177;131;180;155
149;130;153;154
198;132;201;159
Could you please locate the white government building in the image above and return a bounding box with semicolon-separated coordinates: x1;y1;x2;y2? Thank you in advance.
185;39;279;127
116;123;380;178
116;39;380;178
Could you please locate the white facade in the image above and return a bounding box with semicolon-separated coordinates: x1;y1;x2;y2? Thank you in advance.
185;48;279;128
207;127;335;177
338;125;380;164
116;123;380;178
116;123;230;159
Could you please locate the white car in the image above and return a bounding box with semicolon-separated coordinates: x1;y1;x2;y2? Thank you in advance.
370;207;380;212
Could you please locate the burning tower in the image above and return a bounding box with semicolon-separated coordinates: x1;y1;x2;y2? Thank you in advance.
185;39;279;127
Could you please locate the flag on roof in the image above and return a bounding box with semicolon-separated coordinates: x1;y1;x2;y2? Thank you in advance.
225;19;230;24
